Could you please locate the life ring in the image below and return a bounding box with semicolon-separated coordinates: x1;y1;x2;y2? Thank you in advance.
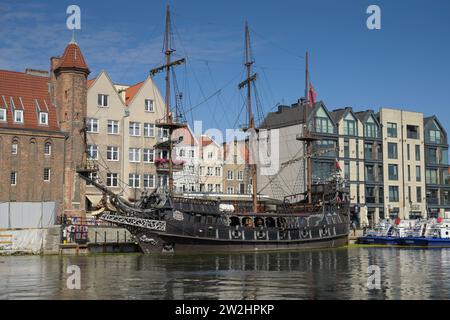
322;226;329;237
257;230;266;240
279;230;288;240
232;230;242;239
301;228;309;238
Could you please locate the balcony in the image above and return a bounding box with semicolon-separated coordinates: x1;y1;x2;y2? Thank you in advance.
155;158;185;172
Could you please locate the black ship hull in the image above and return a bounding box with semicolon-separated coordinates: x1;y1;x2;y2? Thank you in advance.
124;211;349;254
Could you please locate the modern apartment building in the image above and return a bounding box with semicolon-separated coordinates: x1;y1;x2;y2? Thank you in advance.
377;108;427;220
259;101;450;225
423;116;450;217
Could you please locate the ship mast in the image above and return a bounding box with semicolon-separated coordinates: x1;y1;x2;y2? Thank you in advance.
150;5;186;195
298;50;315;204
238;22;258;213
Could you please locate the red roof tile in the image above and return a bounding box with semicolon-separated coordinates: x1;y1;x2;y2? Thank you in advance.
201;136;213;147
125;81;144;106
0;70;60;132
87;78;96;88
55;43;90;74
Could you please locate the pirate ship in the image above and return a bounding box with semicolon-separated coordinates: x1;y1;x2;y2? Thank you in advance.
77;5;350;253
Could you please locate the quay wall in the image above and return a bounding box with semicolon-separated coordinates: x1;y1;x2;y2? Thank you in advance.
0;226;60;255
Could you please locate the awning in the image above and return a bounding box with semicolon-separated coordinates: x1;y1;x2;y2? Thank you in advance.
86;194;104;207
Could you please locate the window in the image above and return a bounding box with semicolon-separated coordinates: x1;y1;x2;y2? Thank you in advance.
227;187;234;194
107;120;119;134
143;174;155;188
389;186;399;202
179;149;185;157
344;162;350;180
388;143;398;159
416;166;421;182
388;164;398;180
106;173;118;187
44;142;51;155
314;107;334;134
107;146;119;161
158;128;169;139
144;123;155;137
11;141;18;154
0;108;6;121
190;150;195;158
87;118;99;133
227;170;234;180
364;143;373;160
129;122;141;136
14;110;23;123
415;145;421;161
129;148;140;162
87;145;98;160
208;152;213;159
215;184;221;193
429;129;442;144
387;122;397;138
145;99;154;112
417;187;422;203
207;167;213;176
426;148;438;164
215;167;221;177
39;112;48;125
365;165;375;182
426;169;438;184
343;114;357;136
407;125;419;139
11;172;17;185
86;172;98;186
43;168;51;181
407;144;410;160
315;140;336;157
237;171;244;180
129;174;140;188
159;175;168;188
365;117;379;138
98;94;108;107
407;165;411;181
344;140;349;158
143;149;154;163
442;149;449;165
366;187;376;204
207;184;214;192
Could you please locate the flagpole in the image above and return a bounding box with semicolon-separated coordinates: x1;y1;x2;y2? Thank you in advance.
305;50;309;106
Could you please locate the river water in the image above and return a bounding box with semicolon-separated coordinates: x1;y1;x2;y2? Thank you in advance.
1;247;450;300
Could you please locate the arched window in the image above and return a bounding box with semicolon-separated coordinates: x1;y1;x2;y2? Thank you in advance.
44;142;52;155
11;139;18;155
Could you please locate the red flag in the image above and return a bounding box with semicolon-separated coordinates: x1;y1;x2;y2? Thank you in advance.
395;217;401;225
335;159;341;172
309;81;317;107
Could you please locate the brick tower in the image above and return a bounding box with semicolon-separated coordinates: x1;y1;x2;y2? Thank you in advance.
50;40;90;216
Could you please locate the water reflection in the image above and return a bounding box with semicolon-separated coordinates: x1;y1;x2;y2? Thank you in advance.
1;248;450;299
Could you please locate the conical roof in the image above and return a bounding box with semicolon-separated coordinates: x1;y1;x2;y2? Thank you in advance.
55;43;90;74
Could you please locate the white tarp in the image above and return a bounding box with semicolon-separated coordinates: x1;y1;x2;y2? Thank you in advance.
0;202;56;229
0;229;47;254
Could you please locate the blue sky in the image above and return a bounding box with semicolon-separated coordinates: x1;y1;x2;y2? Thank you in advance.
1;0;449;133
